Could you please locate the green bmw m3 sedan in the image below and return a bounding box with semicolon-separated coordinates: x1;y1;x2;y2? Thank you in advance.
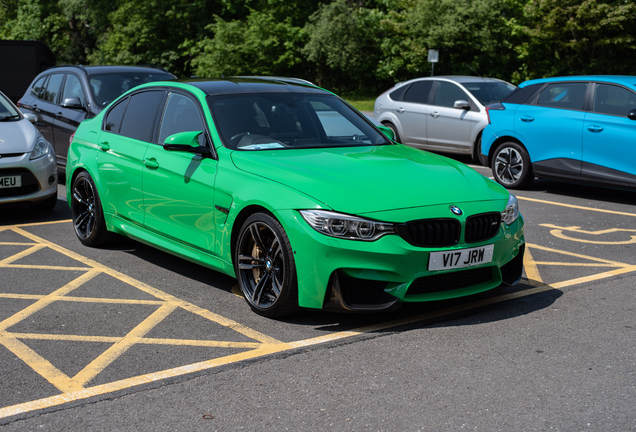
66;77;525;318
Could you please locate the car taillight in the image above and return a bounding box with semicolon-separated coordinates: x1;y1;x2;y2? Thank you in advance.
69;132;75;146
485;102;505;124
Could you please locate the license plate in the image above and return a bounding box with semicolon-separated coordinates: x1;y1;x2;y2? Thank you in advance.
0;175;21;189
428;244;494;271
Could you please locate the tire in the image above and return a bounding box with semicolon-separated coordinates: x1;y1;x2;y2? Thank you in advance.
491;141;533;189
30;193;57;212
71;171;115;247
235;212;299;318
382;122;401;143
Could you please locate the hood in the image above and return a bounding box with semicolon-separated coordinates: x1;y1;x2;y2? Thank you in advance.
231;144;509;214
0;119;38;154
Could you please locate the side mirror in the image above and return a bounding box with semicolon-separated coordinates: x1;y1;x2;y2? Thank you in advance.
628;109;636;121
454;100;471;110
61;97;85;110
23;113;38;124
378;125;395;141
163;130;210;154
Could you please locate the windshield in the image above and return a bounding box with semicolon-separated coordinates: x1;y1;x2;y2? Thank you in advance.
208;93;390;150
88;71;174;108
463;82;516;105
0;92;21;121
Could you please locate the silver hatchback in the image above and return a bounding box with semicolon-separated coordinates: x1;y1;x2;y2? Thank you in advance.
374;76;515;161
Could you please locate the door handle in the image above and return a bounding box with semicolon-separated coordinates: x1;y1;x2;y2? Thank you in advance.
143;158;159;169
430;111;440;118
396;107;405;113
520;115;534;122
55;111;63;118
97;141;110;151
587;125;604;133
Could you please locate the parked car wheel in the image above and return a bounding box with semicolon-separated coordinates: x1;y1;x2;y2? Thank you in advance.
30;193;57;212
71;171;115;247
380;122;400;143
235;212;299;318
492;142;533;189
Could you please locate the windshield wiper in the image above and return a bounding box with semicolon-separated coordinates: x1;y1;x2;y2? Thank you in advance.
0;115;21;121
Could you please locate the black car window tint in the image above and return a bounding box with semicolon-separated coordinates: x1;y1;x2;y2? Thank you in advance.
104;97;129;133
433;82;470;108
593;84;636;116
119;91;164;141
389;84;409;101
88;72;174;107
61;74;86;106
537;82;587;110
32;76;47;99
502;84;542;105
463;82;515;105
403;81;433;104
158;93;205;144
43;74;64;104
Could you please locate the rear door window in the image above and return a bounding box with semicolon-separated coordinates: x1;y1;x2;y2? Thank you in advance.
119;91;165;142
537;82;588;110
403;81;433;104
593;84;636;116
42;74;64;104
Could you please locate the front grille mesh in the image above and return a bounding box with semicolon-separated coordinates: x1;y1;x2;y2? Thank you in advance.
397;219;461;247
338;274;394;306
406;267;494;296
0;168;39;198
465;213;501;243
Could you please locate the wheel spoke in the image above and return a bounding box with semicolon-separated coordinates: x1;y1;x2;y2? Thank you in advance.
249;224;267;252
75;211;90;231
252;272;270;305
73;188;90;206
238;254;265;270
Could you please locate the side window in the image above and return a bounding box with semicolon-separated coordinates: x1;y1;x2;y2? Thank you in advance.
433;82;470;108
537;82;587;110
31;76;48;99
61;74;86;106
158;93;206;144
43;74;64;104
119;91;164;142
593;84;636;116
403;81;433;104
104;97;128;133
389;85;409;101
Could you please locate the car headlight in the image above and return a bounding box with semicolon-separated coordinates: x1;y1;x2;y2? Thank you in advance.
501;194;519;225
30;136;51;160
300;210;395;241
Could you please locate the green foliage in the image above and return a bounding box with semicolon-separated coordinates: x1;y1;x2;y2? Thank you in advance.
191;9;304;78
2;0;636;91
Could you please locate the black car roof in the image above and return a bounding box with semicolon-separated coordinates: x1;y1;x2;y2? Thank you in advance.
182;77;328;96
45;65;175;77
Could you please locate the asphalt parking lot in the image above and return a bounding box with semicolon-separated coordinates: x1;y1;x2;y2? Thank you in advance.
1;166;635;431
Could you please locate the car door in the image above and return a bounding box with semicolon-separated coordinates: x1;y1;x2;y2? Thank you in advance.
395;80;433;148
514;82;588;177
425;81;479;153
95;90;164;225
582;83;636;187
53;73;89;169
142;91;219;252
34;73;65;148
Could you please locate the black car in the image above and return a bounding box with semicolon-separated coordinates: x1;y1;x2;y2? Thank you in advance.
18;65;176;172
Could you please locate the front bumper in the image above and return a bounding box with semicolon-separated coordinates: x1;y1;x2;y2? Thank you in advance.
0;152;58;205
277;204;525;311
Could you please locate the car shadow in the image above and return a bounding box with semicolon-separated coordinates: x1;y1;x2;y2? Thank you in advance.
0;198;72;225
524;178;636;206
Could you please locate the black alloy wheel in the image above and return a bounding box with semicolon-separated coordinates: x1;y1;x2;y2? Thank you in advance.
235;213;299;318
71;171;114;246
492;141;533;189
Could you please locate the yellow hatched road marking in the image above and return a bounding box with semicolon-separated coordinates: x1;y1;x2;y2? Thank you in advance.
517;196;636;217
2;212;636;419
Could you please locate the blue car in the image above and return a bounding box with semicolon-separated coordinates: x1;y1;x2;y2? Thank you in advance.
480;76;636;190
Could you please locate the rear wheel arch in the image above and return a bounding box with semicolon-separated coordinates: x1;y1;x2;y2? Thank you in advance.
488;136;528;167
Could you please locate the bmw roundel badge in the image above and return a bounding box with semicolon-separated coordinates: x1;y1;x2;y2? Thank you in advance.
450;205;462;216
